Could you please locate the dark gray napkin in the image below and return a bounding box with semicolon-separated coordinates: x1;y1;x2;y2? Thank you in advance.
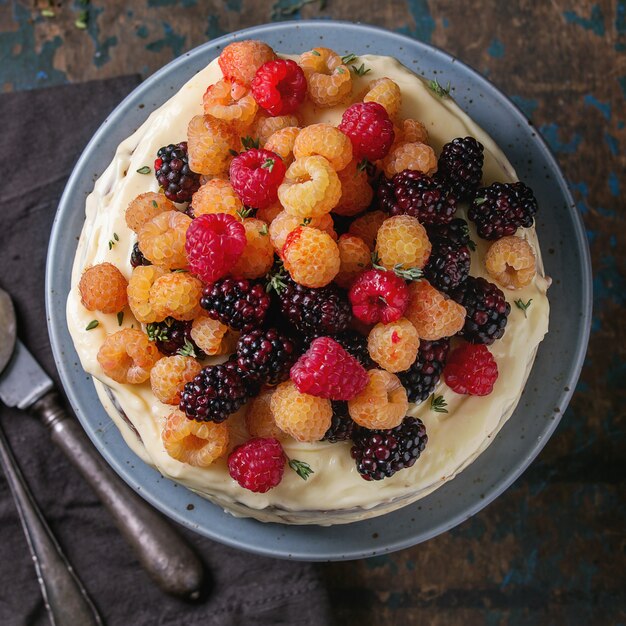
0;77;331;626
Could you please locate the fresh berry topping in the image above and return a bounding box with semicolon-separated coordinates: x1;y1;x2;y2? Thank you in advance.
218;40;277;87
398;338;451;403
367;318;420;373
335;234;372;289
179;360;254;423
251;59;307;116
202;79;258;126
375;215;432;272
130;242;152;268
423;239;471;293
377;170;457;225
154;142;201;203
79;263;128;314
150;356;203;405
271;380;332;442
236;328;298;385
468;181;538;240
187;114;239;176
191;179;244;220
334;159;374;217
200;278;270;332
485;236;537;289
253;113;300;145
228;437;287;493
349;269;409;325
185;213;247;283
364;78;402;119
283;226;340;288
338;102;395;161
290;337;369;401
231;218;275;280
127;265;166;324
436;136;484;200
382;142;438;178
269;210;336;254
334;330;376;369
138;210;191;270
298;47;352;107
190;317;229;356
229;148;286;209
351;416;428;481
146;318;206;358
125;192;175;234
97;329;160;385
444;343;498;395
264;126;301;167
426;218;472;248
348;210;386;250
245;390;283;439
293;123;353;171
451;276;511;345
323;401;355;443
398;118;429;144
348;369;408;430
150;272;204;322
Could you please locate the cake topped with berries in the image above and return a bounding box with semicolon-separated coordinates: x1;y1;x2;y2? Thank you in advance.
67;40;549;525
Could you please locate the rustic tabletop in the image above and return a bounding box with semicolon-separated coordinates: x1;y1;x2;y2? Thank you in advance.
1;1;625;624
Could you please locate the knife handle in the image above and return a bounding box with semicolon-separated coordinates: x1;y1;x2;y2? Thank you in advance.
31;391;205;600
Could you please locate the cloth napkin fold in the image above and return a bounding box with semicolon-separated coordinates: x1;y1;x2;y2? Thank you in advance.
0;77;331;626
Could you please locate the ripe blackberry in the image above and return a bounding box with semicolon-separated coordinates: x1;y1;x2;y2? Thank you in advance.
179;360;255;423
323;401;355;443
424;239;471;293
146;318;206;359
154;142;201;203
130;242;152;268
468;181;538;240
426;218;472;248
451;276;511;345
377;170;457;225
236;328;298;385
201;278;270;332
334;330;376;369
436;136;484;200
351;416;428;481
398;338;450;403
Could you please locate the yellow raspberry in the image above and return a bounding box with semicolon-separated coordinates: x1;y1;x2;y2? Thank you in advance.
127;265;166;324
218;40;277;87
400;118;429;144
348;210;386;250
125;192;175;234
245;389;283;439
485;236;537;289
367;318;420;373
252;113;300;146
187;114;239;176
162;410;229;467
231;218;275;279
79;263;128;314
293;123;353;171
255;201;283;224
264;126;301;167
278;155;341;218
375;215;432;271
283;226;340;288
190;316;229;356
150;356;202;405
335;234;372;289
299;47;352;107
191;178;243;220
348;369;408;430
270;380;332;442
97;328;160;384
405;280;466;340
150;272;203;321
333;159;374;217
364;78;402;119
202;78;257;128
382;141;438;178
268;210;336;256
137;210;191;270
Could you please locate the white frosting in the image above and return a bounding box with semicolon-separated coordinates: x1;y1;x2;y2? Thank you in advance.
66;54;549;525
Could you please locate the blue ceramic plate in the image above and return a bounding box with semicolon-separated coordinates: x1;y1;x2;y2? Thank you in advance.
46;21;591;561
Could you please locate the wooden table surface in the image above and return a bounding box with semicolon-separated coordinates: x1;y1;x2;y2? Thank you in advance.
2;1;624;624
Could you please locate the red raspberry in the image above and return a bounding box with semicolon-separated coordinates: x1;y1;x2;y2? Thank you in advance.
227;437;287;493
251;59;307;116
290;337;368;401
444;343;498;396
229;148;286;209
338;102;395;161
185;213;246;283
349;269;409;325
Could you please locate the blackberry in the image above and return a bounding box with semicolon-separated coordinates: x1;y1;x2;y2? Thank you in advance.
154;142;200;203
424;239;471;293
426;218;472;248
201;278;270;332
451;276;511;345
468;181;538;240
398;338;450;403
351;416;428;481
235;328;298;385
130;242;151;268
377;170;457;225
146;318;205;359
323;401;355;443
334;330;375;369
436;136;484;200
179;360;255;423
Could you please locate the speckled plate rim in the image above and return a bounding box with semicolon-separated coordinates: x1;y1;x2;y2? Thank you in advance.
46;20;592;561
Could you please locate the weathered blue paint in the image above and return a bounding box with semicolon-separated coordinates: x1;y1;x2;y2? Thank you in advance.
563;4;605;36
146;22;186;57
604;132;620;156
148;0;198;6
618;76;626;99
608;171;620;197
594;256;626;306
85;5;118;68
487;38;505;58
136;25;149;39
539;123;582;154
226;0;243;11
396;0;435;43
583;93;612;120
510;95;538;119
205;14;226;40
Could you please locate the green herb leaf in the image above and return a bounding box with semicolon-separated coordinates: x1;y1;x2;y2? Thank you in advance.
514;298;533;318
117;311;124;326
136;165;151;174
266;265;287;294
241;135;260;150
108;240;114;250
288;459;314;480
467;239;477;252
85;320;99;331
41;8;55;17
372;254;423;281
351;63;371;77
428;79;451;98
113;232;119;242
152;200;158;208
237;207;253;219
177;338;197;358
261;158;275;172
172;268;189;273
311;49;321;56
146;322;169;342
301;217;312;226
229;149;239;157
336;68;346;74
75;9;89;29
357;159;371;173
474;196;486;206
341;53;358;65
259;224;268;236
430;394;449;414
